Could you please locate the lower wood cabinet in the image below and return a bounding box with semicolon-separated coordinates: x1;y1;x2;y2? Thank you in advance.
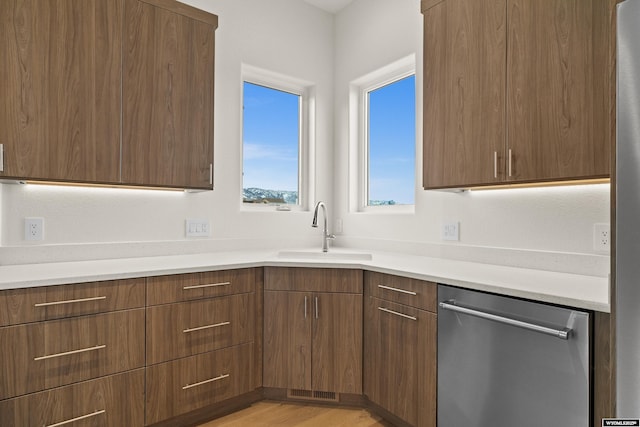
364;297;437;427
0;369;145;427
146;293;255;365
145;343;254;425
263;267;363;395
0;308;145;400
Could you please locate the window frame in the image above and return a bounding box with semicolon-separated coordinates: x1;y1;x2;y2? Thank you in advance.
351;55;417;212
240;64;315;211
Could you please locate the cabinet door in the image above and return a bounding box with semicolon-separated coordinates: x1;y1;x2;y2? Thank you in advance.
423;0;506;189
0;0;121;183
312;292;362;394
263;291;311;390
364;297;436;427
506;0;611;182
122;0;216;189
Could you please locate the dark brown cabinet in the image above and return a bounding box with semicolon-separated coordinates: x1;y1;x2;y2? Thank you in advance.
122;0;216;189
0;309;145;400
144;268;260;425
0;370;145;427
423;0;506;189
0;0;122;184
263;268;363;395
146;293;255;365
0;279;146;426
364;272;437;427
145;343;254;424
422;0;613;189
0;0;217;190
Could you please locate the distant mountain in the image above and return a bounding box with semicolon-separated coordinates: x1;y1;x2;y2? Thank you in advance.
243;187;298;204
369;200;396;206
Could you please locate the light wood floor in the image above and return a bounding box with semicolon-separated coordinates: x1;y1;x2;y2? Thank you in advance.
198;401;394;427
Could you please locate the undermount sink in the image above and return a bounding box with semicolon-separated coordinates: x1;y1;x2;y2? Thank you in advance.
277;250;373;261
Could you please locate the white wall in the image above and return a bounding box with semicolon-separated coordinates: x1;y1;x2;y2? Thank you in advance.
0;0;610;274
0;0;335;260
332;0;610;273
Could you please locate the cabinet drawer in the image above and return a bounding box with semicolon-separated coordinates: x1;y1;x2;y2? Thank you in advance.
365;271;437;312
0;369;145;427
146;268;255;305
264;267;363;293
0;309;145;400
146;293;255;365
145;343;254;425
0;278;145;327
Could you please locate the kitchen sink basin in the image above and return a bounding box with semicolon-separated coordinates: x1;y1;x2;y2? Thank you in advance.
277;250;373;261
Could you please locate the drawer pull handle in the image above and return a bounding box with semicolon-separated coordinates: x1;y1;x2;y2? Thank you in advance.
378;307;417;321
183;373;230;390
183;321;230;333
45;409;106;427
183;281;231;290
34;344;106;361
34;296;107;307
378;285;417;296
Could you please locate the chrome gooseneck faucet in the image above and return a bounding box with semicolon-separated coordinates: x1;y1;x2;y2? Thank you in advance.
311;201;335;252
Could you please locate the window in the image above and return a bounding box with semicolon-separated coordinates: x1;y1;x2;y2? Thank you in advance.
366;74;416;206
241;65;312;208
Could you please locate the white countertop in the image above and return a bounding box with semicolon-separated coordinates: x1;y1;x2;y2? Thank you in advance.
0;248;610;312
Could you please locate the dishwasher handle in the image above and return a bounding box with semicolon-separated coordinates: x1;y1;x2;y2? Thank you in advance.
439;300;572;340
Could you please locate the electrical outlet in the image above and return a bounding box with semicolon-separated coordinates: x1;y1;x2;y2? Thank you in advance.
24;217;44;241
186;219;210;237
593;223;610;252
442;222;460;241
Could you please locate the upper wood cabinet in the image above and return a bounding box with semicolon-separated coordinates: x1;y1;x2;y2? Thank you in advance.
423;0;506;189
122;0;216;189
0;0;217;190
422;0;613;189
0;0;122;184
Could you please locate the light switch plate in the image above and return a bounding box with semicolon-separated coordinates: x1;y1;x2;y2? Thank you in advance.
186;219;210;237
442;222;460;241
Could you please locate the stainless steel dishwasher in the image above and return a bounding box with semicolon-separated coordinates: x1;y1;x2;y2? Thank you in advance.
438;285;590;427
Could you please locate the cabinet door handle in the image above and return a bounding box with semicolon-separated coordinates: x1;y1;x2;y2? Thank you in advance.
183;321;230;333
183;373;229;390
44;409;106;427
493;151;498;178
34;344;106;361
315;296;319;319
378;284;417;296
183;281;230;290
304;296;308;319
378;306;417;321
0;144;4;172
508;148;513;177
34;295;107;307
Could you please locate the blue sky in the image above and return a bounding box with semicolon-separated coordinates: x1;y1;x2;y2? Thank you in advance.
243;76;416;204
243;82;299;192
368;75;416;205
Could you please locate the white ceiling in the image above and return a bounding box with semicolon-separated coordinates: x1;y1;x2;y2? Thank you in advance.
303;0;354;14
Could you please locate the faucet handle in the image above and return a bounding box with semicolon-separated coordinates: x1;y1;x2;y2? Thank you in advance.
328;234;336;240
